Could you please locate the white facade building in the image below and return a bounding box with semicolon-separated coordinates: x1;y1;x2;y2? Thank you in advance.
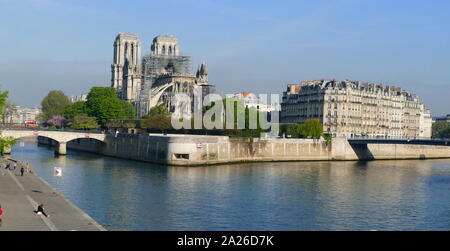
281;79;432;139
2;106;41;124
231;92;280;113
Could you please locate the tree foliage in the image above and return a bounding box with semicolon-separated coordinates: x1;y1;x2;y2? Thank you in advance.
299;119;323;138
40;90;71;122
432;121;450;139
280;123;302;138
141;114;172;131
140;103;172;132
64;101;86;119
0;89;8;118
0;136;20;155
146;104;170;118
202;98;267;131
47;115;67;128
70;114;99;130
84;87;135;127
0;88;19;155
280;119;323;138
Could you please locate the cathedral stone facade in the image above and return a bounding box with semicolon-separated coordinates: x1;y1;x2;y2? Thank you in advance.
111;33;216;117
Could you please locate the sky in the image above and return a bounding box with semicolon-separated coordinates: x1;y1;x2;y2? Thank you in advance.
0;0;449;115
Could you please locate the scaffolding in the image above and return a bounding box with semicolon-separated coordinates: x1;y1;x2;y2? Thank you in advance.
137;54;192;116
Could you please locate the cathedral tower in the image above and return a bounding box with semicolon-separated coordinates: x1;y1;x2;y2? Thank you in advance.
111;33;142;102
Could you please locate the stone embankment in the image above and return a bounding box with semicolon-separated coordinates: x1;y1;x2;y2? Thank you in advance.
0;158;105;231
37;134;450;166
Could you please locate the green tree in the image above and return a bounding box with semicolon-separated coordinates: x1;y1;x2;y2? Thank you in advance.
40;90;71;122
84;87;135;127
0;87;19;155
0;136;20;155
70;114;100;130
280;123;302;138
299;119;323;138
141;114;172;132
146;104;170;118
432;121;450;139
0;88;8;117
121;100;136;119
64;101;86;119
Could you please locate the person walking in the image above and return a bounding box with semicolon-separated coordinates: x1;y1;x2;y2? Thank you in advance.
20;167;24;176
36;204;49;218
25;163;30;173
0;204;3;227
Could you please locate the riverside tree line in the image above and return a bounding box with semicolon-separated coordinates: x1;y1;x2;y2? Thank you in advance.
31;86;325;138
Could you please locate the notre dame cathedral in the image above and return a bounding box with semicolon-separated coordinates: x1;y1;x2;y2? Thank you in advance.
111;33;216;117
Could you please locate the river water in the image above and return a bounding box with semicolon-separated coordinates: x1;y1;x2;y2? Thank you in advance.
9;139;450;231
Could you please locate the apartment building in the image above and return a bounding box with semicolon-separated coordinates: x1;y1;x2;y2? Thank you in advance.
281;79;432;139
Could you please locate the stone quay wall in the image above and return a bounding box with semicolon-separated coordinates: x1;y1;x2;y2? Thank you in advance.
38;135;450;166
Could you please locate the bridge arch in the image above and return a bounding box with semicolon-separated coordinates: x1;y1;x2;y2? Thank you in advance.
1;129;106;155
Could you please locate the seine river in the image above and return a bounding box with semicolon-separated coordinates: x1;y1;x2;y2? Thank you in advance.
10;139;450;231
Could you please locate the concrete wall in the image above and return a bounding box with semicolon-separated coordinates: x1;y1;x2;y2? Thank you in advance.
63;134;331;166
37;135;450;166
332;137;450;161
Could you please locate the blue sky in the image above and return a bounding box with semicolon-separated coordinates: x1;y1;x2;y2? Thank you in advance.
1;0;449;115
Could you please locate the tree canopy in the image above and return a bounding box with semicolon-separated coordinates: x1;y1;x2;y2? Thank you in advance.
432;121;450;139
70;114;100;130
280;119;324;138
202;98;267;131
147;104;170;118
299;119;323;138
40;90;71;122
0;87;20;155
0;88;9;118
141;114;172;132
141;104;172;132
84;87;135;127
64;101;86;119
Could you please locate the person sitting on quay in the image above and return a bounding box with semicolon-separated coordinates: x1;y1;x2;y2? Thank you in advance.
35;204;49;218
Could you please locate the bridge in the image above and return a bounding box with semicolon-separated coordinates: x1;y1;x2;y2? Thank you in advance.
1;129;106;155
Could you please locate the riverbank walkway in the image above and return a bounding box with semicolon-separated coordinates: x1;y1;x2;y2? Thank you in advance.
0;161;105;231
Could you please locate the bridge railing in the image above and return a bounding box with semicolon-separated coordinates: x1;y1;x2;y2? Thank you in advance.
0;127;105;134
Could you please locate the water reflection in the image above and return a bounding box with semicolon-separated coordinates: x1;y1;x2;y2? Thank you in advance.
10;140;450;231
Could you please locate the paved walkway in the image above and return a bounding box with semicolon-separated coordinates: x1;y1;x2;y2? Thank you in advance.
0;163;105;231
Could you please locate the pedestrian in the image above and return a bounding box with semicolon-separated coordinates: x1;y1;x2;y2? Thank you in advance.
35;204;49;218
20;167;24;176
25;162;30;173
0;204;3;225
